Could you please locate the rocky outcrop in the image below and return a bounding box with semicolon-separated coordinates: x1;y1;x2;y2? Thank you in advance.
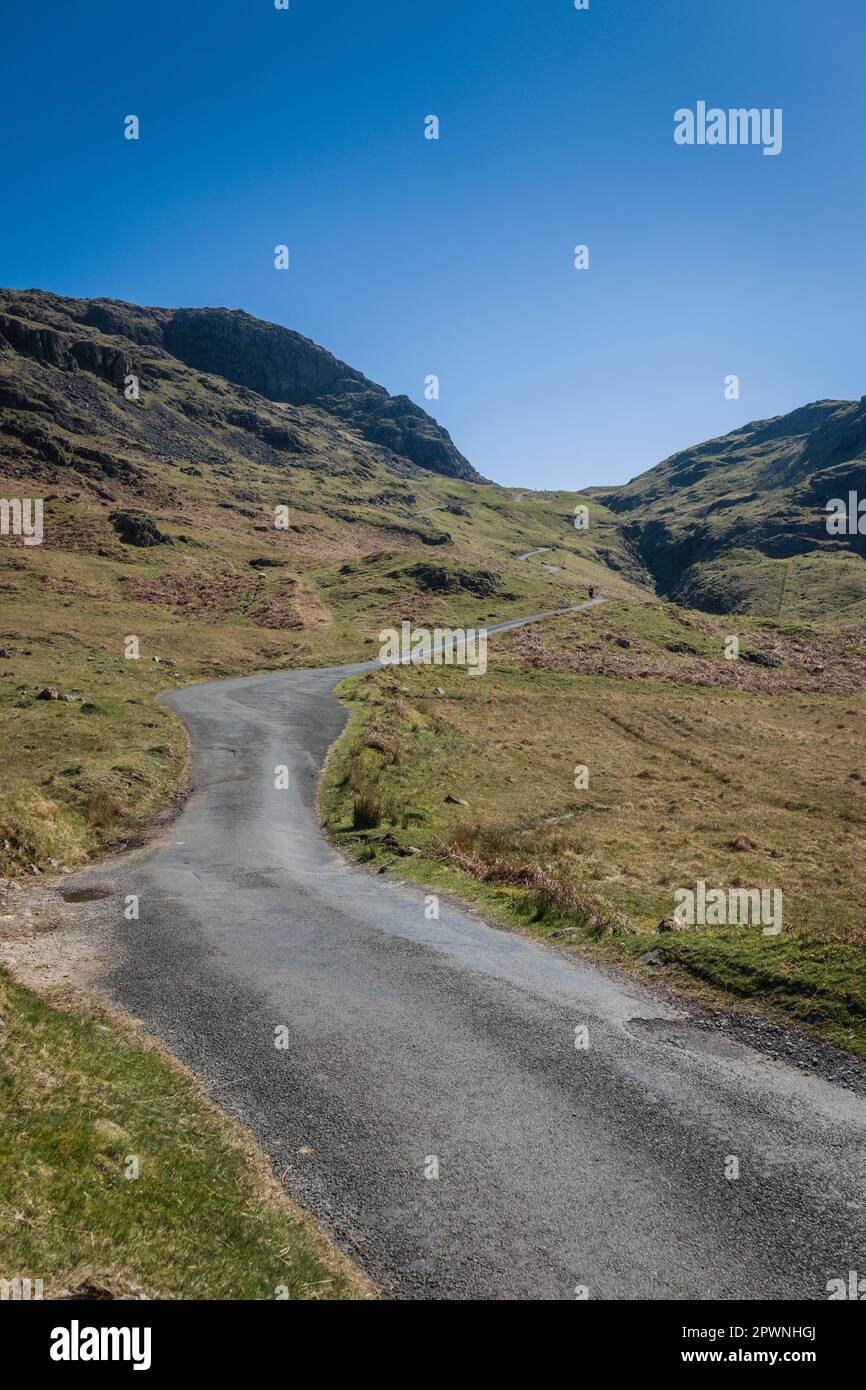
396;563;503;597
0;313;73;369
109;510;170;547
0;292;482;483
69;337;131;386
162;308;355;403
0;311;133;388
159;307;482;481
342;390;474;480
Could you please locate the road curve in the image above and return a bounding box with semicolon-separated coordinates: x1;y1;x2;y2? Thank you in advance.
83;602;866;1299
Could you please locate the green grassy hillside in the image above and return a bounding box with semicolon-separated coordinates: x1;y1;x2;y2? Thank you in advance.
595;398;866;621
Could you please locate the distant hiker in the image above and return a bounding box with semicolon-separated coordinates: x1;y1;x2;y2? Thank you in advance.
588;585;595;599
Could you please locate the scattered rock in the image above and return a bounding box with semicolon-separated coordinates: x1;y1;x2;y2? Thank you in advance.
55;1281;145;1301
729;834;757;852
109;509;169;547
36;687;59;701
639;948;666;966
742;650;782;668
398;562;500;598
444;794;469;806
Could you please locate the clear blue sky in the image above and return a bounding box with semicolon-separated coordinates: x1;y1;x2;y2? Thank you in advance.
2;0;864;489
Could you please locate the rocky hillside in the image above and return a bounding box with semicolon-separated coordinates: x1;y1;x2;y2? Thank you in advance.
0;290;638;706
0;288;635;637
595;399;866;622
0;289;482;483
3;286;862;635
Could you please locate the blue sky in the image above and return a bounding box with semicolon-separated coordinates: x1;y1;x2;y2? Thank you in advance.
2;0;864;489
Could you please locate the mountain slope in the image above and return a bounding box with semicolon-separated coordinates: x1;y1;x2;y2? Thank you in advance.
0;288;483;482
0;286;642;876
0;287;640;646
596;399;866;622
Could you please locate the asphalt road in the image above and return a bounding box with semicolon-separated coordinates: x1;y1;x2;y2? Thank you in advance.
84;603;866;1299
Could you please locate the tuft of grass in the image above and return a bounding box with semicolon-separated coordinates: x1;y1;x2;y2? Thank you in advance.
81;786;124;830
0;969;372;1300
352;791;382;830
362;725;400;763
0;787;88;874
434;830;623;937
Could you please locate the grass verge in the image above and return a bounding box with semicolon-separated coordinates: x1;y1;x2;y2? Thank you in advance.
0;970;372;1300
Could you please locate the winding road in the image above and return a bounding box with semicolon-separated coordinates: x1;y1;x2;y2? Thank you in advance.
82;601;866;1299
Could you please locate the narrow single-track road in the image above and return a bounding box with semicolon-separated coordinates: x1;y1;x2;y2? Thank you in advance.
80;602;866;1298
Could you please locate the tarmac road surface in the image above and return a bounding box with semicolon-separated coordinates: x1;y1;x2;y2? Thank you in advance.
79;603;866;1298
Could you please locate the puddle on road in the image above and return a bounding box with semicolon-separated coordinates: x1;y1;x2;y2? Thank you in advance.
60;887;112;903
